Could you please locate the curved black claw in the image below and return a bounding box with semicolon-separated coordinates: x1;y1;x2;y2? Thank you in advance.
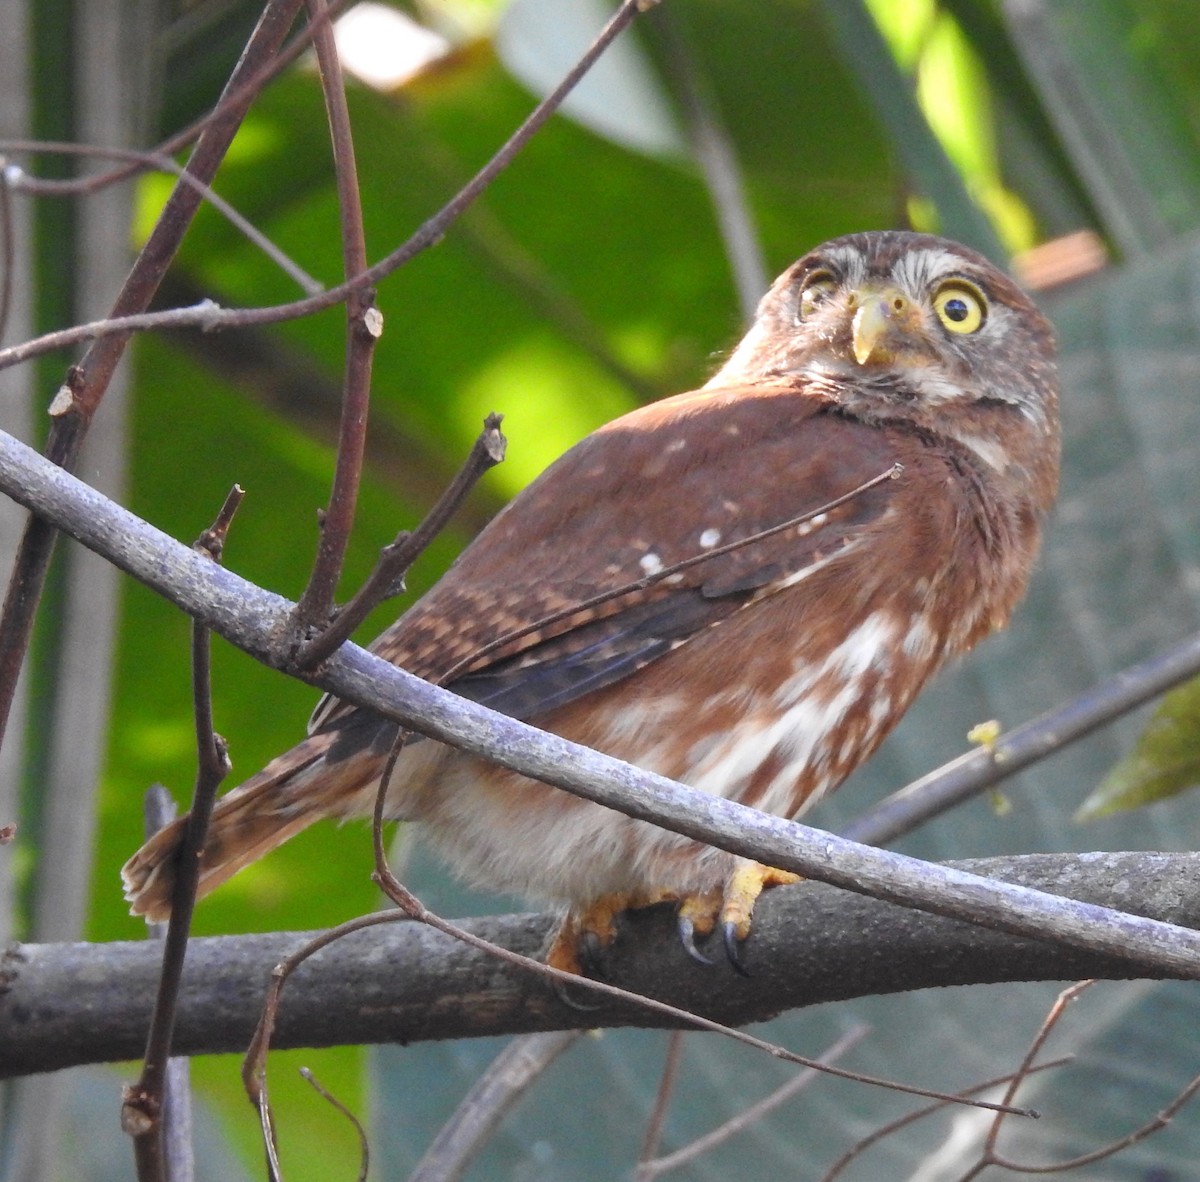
550;974;606;1012
677;914;716;966
578;929;608;979
723;921;752;977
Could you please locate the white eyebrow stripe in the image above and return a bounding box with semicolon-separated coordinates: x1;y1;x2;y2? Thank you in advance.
891;247;969;293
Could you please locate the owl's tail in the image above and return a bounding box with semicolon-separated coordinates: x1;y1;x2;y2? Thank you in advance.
121;734;338;922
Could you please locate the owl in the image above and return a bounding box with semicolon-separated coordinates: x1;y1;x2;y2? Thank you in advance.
123;231;1060;973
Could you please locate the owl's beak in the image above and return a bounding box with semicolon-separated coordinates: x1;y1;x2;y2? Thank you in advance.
850;286;920;365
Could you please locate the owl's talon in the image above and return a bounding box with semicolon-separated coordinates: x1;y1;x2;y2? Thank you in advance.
577;929;608;979
551;974;606;1012
723;921;752;977
677;915;716;966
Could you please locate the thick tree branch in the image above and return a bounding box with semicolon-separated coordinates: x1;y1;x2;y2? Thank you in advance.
2;853;1198;1079
0;426;1199;977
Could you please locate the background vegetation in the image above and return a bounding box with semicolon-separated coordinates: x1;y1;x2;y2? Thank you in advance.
5;0;1200;1177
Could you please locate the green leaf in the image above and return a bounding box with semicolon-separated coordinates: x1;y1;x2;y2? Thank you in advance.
1077;677;1200;819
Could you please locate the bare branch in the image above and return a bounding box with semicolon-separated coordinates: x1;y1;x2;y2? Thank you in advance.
292;0;378;633
0;156;14;341
123;492;241;1175
638;1033;686;1169
636;1025;870;1180
2;140;322;294
841;630;1200;847
141;788;196;1182
818;1058;1073;1182
0;0;305;761
982;981;1095;1161
295;413;507;669
971;980;1200;1177
0;0;356;203
0;0;658;375
4;852;1199;1079
300;1067;369;1182
407;1032;583;1182
0;427;1199;976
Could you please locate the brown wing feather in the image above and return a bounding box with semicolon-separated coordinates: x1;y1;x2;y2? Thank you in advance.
311;383;901;741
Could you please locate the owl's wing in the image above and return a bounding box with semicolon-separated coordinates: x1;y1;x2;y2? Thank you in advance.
312;383;903;744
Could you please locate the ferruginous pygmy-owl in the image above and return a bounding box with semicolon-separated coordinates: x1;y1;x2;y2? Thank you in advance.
124;230;1060;972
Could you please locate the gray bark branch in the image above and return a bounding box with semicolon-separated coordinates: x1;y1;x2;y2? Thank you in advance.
2;852;1198;1079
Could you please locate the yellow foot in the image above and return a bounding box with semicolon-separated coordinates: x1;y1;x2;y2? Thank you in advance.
545;867;800;976
722;862;802;943
675;863;802;972
546;888;677;975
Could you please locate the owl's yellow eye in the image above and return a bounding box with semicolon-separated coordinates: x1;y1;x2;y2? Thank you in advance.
933;281;987;334
798;271;836;320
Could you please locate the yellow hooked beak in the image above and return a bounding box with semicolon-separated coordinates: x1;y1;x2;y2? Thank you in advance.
850;286;920;365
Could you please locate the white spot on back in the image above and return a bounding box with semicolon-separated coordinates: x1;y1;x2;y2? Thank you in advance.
640;553;663;576
796;511;829;538
699;528;721;549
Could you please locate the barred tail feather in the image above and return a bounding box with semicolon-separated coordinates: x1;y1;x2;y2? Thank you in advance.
121;736;332;922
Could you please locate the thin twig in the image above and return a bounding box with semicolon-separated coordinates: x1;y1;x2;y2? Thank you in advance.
434;462;901;687
840;623;1200;848
139;787;196;1182
818;1058;1073;1182
242;911;405;1118
295;413;507;669
2;140;322;294
965;980;1200;1177
0;0;660;375
364;891;1035;1114
300;1067;369;1182
292;0;379;634
0;0;303;766
636;1024;871;1180
983;982;1095;1163
989;1067;1200;1174
0;157;14;342
122;491;242;1177
407;1032;583;1182
638;1033;687;1169
0;0;356;205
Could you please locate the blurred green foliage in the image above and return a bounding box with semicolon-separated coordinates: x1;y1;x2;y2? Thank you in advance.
12;0;1200;1178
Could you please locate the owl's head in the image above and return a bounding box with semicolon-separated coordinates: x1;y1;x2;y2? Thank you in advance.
711;231;1059;440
